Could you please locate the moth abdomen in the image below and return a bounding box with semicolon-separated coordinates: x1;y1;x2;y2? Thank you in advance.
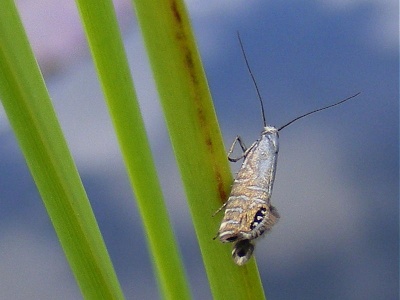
217;196;280;243
232;239;255;266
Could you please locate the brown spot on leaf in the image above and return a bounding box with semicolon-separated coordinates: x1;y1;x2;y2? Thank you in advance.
216;171;228;203
170;0;182;25
168;0;229;206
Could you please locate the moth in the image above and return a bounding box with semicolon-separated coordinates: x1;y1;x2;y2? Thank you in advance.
214;34;360;266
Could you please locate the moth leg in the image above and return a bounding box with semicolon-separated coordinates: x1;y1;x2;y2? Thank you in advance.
212;199;233;240
228;136;247;162
212;200;229;217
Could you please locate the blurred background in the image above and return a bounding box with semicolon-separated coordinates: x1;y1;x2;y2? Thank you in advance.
0;0;398;299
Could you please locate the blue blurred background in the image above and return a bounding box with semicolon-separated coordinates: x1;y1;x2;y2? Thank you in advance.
0;0;398;299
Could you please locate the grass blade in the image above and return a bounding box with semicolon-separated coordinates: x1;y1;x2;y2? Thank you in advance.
0;1;124;298
132;0;266;298
74;0;191;298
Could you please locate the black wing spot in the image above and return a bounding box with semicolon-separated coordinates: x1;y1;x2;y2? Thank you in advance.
250;207;267;230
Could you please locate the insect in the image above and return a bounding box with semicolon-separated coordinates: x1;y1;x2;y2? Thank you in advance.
214;33;360;266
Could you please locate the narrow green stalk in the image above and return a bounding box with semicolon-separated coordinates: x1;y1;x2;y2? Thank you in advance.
74;0;191;298
0;0;124;299
132;0;266;298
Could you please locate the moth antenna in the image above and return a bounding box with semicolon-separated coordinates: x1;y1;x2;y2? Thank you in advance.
278;92;361;132
237;32;267;128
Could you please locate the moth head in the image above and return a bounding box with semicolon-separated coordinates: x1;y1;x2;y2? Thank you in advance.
262;125;278;135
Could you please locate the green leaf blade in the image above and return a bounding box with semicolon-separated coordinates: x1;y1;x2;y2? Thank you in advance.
74;0;191;298
0;1;124;298
132;0;266;298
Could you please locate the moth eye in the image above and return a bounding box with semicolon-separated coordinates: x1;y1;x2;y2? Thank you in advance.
250;207;267;230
